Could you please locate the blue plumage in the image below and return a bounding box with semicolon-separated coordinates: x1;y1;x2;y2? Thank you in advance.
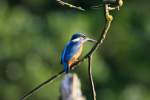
61;41;81;72
61;32;96;73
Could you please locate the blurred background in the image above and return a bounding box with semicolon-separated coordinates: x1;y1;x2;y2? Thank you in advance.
0;0;150;100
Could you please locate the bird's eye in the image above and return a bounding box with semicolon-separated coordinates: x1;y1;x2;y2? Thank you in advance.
83;36;86;38
82;34;86;38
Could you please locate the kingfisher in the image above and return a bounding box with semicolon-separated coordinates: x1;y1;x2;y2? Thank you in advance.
61;32;96;73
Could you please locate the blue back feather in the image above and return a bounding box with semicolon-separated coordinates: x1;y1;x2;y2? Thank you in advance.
61;41;81;72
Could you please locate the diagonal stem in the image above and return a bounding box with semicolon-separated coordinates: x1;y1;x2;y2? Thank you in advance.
88;56;96;100
86;4;113;100
20;70;65;100
56;0;85;11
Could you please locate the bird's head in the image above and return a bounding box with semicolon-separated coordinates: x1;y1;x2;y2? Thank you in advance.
71;32;97;43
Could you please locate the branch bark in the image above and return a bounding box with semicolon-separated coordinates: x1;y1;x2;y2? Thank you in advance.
20;70;65;100
88;56;96;100
56;0;85;11
85;4;113;100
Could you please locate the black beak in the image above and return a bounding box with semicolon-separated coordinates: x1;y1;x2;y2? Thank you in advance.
84;37;97;43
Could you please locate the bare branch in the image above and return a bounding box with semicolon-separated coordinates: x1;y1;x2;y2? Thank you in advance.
20;70;65;100
56;0;85;11
71;5;113;66
88;56;96;100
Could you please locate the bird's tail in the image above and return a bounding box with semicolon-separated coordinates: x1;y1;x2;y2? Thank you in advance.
64;63;69;73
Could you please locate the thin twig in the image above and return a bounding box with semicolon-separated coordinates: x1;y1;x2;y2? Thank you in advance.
88;56;96;100
20;70;65;100
88;5;112;57
56;0;85;11
19;61;84;100
71;5;113;65
85;4;113;100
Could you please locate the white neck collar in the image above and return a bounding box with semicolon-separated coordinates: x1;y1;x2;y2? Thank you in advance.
72;38;80;42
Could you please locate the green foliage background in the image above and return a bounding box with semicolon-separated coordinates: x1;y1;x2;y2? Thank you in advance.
0;0;150;100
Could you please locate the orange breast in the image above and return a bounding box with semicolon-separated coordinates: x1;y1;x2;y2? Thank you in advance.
68;45;83;69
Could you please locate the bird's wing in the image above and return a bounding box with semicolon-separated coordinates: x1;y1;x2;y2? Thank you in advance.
64;41;81;62
61;41;81;64
61;42;69;64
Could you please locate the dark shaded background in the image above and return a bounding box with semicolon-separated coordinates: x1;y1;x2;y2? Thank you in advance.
0;0;150;100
